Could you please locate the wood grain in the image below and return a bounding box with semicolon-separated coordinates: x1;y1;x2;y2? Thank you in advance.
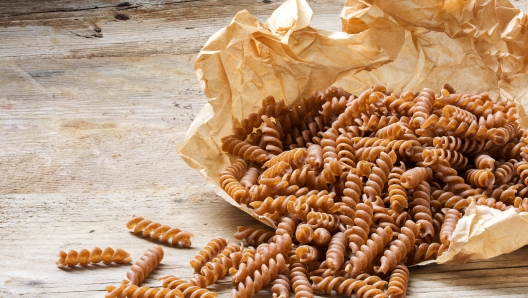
1;0;528;297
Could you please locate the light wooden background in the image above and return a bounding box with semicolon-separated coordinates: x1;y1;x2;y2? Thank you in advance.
1;1;528;297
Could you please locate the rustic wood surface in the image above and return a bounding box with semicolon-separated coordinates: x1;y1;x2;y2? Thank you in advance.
1;1;528;297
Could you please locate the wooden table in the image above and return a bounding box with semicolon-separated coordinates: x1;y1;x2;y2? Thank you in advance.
1;1;528;297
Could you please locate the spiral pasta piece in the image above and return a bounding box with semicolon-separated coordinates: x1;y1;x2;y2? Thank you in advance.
289;250;313;298
387;264;410;298
159;276;218;298
190;238;229;272
295;224;314;245
388;162;407;213
259;161;291;180
307;212;340;231
347;226;393;278
251;195;296;219
219;159;249;204
262;147;308;169
296;245;323;263
313;227;332;246
364;151;397;200
127;246;164;285
345;201;374;253
240;167;259;189
232;253;287;298
440;209;462;247
321;94;349;116
494;160;516;185
376;220;420;274
105;280;184;298
56;247;131;268
412;242;443;263
311;276;386;298
127;216;194;248
465;169;495;188
475;153;496;170
190;243;243;288
234;226;274;246
433;136;491;155
271;269;291;298
401;167;432;189
409;181;435;237
421;148;468;169
221;135;271;164
325;232;347;272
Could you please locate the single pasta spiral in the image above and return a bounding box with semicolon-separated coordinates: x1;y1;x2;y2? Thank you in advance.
295;224;314;244
345;201;374;253
311;276;386;298
295;245;323;263
190;238;229;272
56;247;131;268
232;253;287;298
159;275;218;298
127;215;194;247
346;226;393;278
326;232;347;272
289;248;314;298
190;243;243;288
105;280;183;298
401;167;432;189
387;264;410;298
221;135;271;164
126;246;164;285
376;220;420;274
307;211;340;231
234;226;274;246
219;159;250;204
440;209;463;247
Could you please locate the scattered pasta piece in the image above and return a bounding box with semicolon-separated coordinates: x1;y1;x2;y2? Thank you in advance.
56;247;131;268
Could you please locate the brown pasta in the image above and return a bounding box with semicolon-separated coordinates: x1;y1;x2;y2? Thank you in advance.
190;237;229;272
465;169;495;188
271;268;291;298
307;211;340;231
326;232;347;272
126;246;164;285
56;247;131;268
127;215;194;247
346;201;374;253
232;253;287;298
387;264;410;298
219;159;250;204
311;276;386;298
215;85;528;298
221;135;271;164
347;226;393;277
105;280;184;298
289;248;314;298
159;275;218;298
234;226;274;246
190;243;243;288
313;227;332;246
400;167;432;189
295;245;323;263
376;220;420;274
440;209;463;247
240;167;260;189
295;224;314;244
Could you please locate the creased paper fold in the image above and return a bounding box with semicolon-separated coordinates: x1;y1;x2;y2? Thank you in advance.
177;0;528;264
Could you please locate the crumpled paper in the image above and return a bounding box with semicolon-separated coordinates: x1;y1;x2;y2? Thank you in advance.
177;0;528;264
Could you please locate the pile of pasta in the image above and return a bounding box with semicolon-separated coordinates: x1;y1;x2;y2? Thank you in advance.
218;85;528;298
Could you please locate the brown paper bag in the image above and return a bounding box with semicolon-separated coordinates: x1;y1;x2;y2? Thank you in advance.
177;0;528;264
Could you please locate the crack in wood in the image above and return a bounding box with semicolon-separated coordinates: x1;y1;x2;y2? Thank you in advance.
0;0;204;18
